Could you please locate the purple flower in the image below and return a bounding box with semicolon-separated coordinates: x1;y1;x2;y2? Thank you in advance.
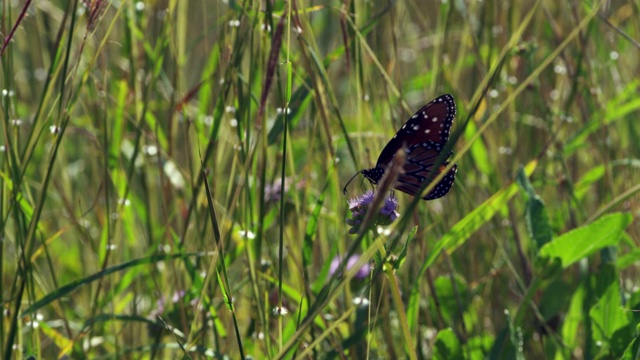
346;191;399;234
380;196;400;221
348;190;375;210
329;254;371;280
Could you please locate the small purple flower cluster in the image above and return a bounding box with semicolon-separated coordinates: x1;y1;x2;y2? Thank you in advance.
346;191;399;234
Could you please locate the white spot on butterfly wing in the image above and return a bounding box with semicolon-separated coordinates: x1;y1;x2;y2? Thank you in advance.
432;117;438;122
424;129;431;134
413;125;420;130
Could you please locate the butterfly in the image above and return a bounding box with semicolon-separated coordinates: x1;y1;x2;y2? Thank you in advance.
344;94;458;200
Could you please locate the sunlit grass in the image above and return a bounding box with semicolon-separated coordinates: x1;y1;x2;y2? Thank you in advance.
2;0;639;358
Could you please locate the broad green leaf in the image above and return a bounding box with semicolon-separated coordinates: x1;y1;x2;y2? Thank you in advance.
539;213;632;268
525;197;553;248
590;264;630;354
611;325;637;357
516;166;553;248
621;330;640;360
555;285;585;359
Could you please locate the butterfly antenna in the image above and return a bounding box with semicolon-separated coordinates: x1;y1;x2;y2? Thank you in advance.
342;171;363;195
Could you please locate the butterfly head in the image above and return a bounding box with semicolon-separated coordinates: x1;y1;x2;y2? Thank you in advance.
342;167;384;195
362;167;384;185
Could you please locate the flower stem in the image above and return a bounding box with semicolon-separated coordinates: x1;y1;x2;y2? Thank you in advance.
384;262;417;360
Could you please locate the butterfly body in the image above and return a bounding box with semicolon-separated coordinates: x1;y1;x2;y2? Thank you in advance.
348;94;458;200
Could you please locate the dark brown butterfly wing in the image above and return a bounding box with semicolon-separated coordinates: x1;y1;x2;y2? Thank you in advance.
394;141;458;199
396;166;457;200
375;94;456;167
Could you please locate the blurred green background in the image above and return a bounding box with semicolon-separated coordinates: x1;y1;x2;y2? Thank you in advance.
1;0;639;358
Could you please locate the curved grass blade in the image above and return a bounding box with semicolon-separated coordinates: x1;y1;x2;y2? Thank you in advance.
21;253;195;317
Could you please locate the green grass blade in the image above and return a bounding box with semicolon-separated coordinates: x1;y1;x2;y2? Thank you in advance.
21;254;192;316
